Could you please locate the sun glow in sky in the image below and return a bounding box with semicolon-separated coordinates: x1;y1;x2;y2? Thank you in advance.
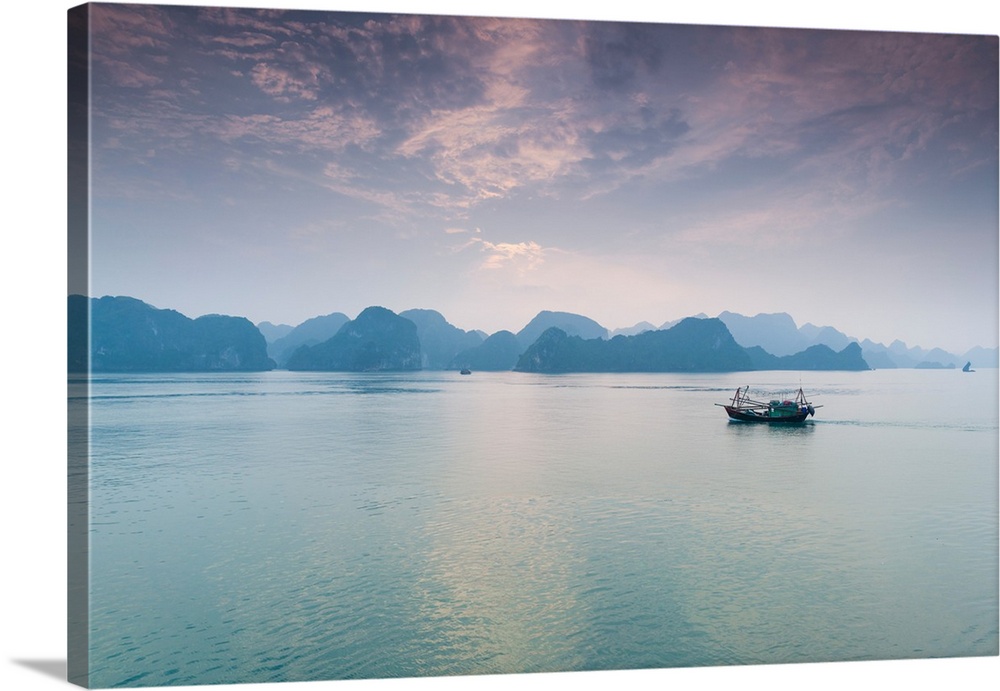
81;0;999;353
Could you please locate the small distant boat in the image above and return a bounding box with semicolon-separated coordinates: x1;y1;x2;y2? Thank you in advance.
963;361;975;373
460;368;472;375
717;386;820;423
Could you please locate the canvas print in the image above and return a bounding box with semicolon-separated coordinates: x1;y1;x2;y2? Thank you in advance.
67;2;999;688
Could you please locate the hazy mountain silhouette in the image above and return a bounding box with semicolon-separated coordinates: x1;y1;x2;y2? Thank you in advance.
399;309;484;369
449;330;521;371
659;313;709;330
717;311;805;356
516;311;608;352
859;339;997;369
609;321;657;337
961;346;1000;368
515;318;755;373
286;306;421;371
267;312;350;367
256;321;294;343
745;342;869;371
705;310;994;368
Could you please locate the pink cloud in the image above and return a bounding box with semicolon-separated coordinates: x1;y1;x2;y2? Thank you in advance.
250;62;319;101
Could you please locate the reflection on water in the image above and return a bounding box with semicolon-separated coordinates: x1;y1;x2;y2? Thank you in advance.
82;370;999;686
724;420;819;436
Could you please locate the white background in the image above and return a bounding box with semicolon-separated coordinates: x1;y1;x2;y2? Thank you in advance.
2;2;997;690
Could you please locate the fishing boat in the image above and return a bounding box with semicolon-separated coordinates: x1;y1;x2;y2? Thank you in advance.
717;386;819;423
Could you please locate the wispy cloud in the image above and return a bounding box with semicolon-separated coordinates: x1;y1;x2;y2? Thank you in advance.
216;107;382;151
455;237;550;273
250;62;320;101
90;8;995;227
478;240;547;271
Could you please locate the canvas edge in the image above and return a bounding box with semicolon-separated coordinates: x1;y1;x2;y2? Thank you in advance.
67;3;91;688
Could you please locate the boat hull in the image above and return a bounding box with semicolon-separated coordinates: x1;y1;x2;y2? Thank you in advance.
724;406;811;423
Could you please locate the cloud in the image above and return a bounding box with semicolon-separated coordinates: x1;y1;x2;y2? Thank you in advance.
222;106;381;151
396;97;591;204
583;22;666;90
87;5;997;244
250;61;320;101
211;32;276;49
462;238;548;272
662;28;997;188
89;2;174;54
390;22;590;206
87;4;173;88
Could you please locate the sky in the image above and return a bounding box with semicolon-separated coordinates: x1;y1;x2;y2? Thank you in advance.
80;0;999;354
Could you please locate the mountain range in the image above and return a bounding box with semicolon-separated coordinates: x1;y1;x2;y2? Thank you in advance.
68;295;997;373
613;311;996;369
69;295;274;372
285;306;422;371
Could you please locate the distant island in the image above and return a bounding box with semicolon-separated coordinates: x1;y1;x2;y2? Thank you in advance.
285;306;422;372
69;295;274;373
515;319;754;373
514;320;869;373
68;294;998;374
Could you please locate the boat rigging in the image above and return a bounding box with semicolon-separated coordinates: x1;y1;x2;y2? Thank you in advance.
717;386;821;423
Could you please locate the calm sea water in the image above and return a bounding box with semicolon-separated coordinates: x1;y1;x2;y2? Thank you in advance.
69;369;999;687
